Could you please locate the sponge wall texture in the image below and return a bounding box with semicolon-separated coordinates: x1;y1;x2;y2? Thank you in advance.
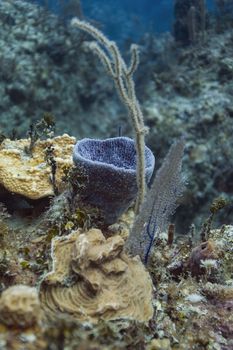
73;137;155;224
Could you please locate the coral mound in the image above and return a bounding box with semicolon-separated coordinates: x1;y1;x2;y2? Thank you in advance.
0;134;75;199
0;285;42;328
40;228;154;323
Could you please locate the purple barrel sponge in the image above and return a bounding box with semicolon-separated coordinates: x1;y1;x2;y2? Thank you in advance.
73;136;155;224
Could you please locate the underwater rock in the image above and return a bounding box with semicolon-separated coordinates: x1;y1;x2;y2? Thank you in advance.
40;228;154;323
0;285;42;328
73;137;155;224
0;134;75;199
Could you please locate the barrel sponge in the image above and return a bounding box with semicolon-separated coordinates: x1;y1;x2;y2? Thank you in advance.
73;137;155;224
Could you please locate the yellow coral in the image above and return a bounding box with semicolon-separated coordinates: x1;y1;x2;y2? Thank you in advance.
0;134;75;199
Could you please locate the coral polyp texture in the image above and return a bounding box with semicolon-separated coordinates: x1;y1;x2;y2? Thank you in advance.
40;228;154;323
0;134;75;199
0;285;42;328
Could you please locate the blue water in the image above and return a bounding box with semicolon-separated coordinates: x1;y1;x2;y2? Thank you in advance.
35;0;215;42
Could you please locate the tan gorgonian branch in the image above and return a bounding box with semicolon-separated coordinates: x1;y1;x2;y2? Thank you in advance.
71;17;148;213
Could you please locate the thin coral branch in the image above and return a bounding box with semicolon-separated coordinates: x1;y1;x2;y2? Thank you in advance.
71;18;148;212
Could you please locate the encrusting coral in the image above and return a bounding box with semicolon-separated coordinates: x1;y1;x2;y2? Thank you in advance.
40;228;154;323
0;134;75;199
0;285;42;328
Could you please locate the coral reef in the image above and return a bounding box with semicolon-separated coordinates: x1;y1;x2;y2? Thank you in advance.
0;0;232;229
0;1;232;349
147;225;233;350
139;28;233;231
40;228;154;323
0;184;232;349
0;0;118;138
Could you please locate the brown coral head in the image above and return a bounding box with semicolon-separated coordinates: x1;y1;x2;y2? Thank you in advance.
0;285;42;328
189;240;218;276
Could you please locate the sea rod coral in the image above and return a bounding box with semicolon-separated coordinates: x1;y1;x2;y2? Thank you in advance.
71;18;148;213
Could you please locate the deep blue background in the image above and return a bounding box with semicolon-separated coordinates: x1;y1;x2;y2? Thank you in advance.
35;0;215;42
